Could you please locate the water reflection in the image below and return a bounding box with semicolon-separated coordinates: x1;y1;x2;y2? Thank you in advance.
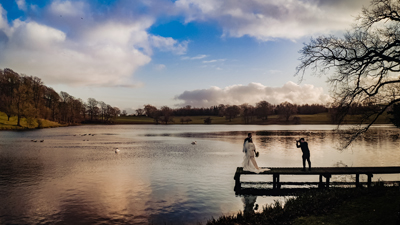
0;125;399;224
242;195;258;214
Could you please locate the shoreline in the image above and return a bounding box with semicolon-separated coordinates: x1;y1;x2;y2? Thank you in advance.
1;112;392;131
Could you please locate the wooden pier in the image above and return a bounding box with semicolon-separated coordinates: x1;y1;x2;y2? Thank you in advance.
234;166;400;192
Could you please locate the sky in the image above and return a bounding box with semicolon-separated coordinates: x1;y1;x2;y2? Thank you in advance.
0;0;371;113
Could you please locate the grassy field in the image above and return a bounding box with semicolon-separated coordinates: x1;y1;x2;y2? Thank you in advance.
207;186;400;225
0;111;63;130
116;112;391;125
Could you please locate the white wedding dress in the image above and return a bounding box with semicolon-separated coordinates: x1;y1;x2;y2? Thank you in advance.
242;141;270;173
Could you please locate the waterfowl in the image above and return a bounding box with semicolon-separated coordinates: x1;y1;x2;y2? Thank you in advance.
115;148;120;153
191;141;197;145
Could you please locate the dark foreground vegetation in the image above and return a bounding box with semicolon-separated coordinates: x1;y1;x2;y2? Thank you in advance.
208;185;400;225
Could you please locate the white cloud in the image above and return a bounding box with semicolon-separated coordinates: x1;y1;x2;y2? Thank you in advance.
0;1;187;87
203;59;217;63
175;81;331;107
0;5;8;30
175;0;368;40
203;59;225;63
155;64;166;70
181;54;208;60
191;54;207;59
16;0;27;11
149;35;188;55
49;0;85;17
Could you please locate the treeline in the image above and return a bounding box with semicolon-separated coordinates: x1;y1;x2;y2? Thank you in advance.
0;68;120;127
124;101;328;124
132;102;387;125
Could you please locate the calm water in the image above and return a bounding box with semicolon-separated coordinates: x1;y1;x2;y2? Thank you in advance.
1;124;400;224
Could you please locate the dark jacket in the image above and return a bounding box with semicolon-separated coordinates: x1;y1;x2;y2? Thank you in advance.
296;141;310;157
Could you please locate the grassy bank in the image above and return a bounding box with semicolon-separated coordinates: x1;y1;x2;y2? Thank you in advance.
116;112;391;125
0;111;64;130
208;186;400;225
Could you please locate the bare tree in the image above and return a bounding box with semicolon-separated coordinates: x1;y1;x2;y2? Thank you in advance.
153;110;162;124
0;69;20;120
296;0;400;147
255;101;273;121
13;85;30;126
277;102;297;122
161;106;174;124
136;108;145;116
240;104;256;124
224;105;240;122
144;104;157;117
87;98;98;121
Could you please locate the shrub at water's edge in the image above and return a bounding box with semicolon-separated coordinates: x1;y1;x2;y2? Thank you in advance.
207;186;400;225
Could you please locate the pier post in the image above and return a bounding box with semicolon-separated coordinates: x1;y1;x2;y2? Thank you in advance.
325;174;331;188
356;174;360;188
277;174;280;189
319;174;323;188
234;172;241;191
367;174;373;187
273;174;280;189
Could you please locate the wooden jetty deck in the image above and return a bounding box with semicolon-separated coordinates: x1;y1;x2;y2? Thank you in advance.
234;166;400;191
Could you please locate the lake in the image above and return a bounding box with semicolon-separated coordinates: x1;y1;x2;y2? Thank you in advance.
1;124;399;224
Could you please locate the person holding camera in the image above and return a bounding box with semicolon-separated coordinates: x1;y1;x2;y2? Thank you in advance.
296;138;311;171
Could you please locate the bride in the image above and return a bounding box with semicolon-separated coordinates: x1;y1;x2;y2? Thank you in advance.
242;139;269;173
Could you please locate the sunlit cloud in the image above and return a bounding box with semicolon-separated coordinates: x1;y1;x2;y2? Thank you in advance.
175;0;367;40
175;81;331;107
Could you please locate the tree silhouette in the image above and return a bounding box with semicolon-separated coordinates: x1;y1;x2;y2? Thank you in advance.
388;104;400;127
144;104;157;117
255;101;272;121
224;105;240;122
161;106;174;124
277;101;297;122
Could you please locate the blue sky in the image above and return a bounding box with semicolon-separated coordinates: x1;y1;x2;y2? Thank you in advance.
0;0;370;112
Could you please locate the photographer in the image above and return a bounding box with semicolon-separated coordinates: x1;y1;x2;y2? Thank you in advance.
296;138;311;171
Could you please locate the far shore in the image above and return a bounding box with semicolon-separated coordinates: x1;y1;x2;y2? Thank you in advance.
114;112;391;125
0;112;391;131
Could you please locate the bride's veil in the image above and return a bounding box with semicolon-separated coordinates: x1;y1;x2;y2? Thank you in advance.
243;140;250;156
243;140;249;154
